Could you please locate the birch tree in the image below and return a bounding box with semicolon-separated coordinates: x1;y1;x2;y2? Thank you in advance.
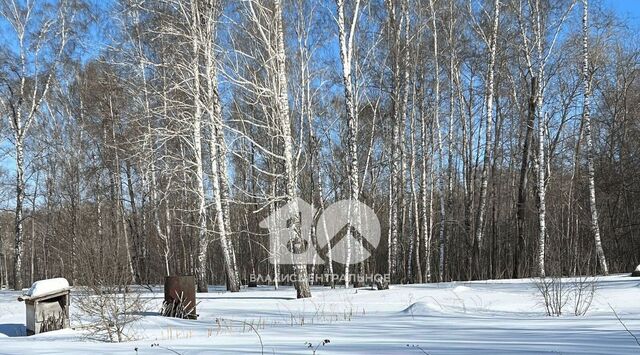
201;0;241;292
335;0;361;288
231;0;312;298
581;0;608;275
386;0;410;284
274;0;311;298
512;0;575;278
0;0;71;289
181;0;210;292
428;0;447;283
471;0;500;280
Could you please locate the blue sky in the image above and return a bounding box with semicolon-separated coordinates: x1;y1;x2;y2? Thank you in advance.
604;0;640;22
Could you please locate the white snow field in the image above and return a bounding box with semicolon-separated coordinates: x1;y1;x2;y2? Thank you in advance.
1;275;639;354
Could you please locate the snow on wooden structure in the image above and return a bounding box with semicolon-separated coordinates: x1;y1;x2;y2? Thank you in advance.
18;278;71;335
632;265;640;277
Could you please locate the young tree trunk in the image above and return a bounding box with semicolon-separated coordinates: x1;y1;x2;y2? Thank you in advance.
581;0;608;275
125;163;142;283
409;83;422;284
14;137;25;290
317;168;335;288
514;77;537;278
569;119;585;275
202;0;241;292
536;111;547;277
534;1;547;277
428;0;447;283
420;77;432;283
274;0;311;298
471;0;500;280
445;0;457;282
386;0;410;284
335;0;362;288
107;97;136;285
188;0;210;292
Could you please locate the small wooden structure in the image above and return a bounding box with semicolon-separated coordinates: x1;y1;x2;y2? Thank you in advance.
18;287;71;335
162;275;197;319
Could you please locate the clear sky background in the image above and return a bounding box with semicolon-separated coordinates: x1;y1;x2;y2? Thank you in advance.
604;0;640;23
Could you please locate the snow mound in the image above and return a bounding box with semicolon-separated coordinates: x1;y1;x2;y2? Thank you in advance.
401;302;442;315
632;265;640;276
453;285;471;293
26;278;70;297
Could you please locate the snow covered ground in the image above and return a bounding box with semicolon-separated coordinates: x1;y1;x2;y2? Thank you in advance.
1;275;639;354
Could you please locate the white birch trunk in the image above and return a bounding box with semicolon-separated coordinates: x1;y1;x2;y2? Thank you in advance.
336;0;361;288
581;0;608;275
4;0;68;290
429;0;447;283
534;0;546;278
472;0;500;279
14;136;25;290
274;0;311;298
536;112;546;278
420;83;431;283
202;0;241;292
445;0;456;283
188;0;210;292
409;87;421;283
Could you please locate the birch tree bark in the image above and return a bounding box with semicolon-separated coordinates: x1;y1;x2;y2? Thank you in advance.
201;0;241;292
536;111;546;277
386;0;410;284
471;0;500;280
445;0;458;283
409;81;422;283
533;0;547;278
428;0;447;283
581;0;608;275
274;0;312;298
388;0;400;283
186;0;211;292
335;0;361;288
420;66;431;283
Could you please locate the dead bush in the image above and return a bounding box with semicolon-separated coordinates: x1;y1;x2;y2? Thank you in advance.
76;265;149;342
534;275;598;317
571;275;598;316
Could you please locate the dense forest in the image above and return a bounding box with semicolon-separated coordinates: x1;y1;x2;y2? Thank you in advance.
0;0;638;298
